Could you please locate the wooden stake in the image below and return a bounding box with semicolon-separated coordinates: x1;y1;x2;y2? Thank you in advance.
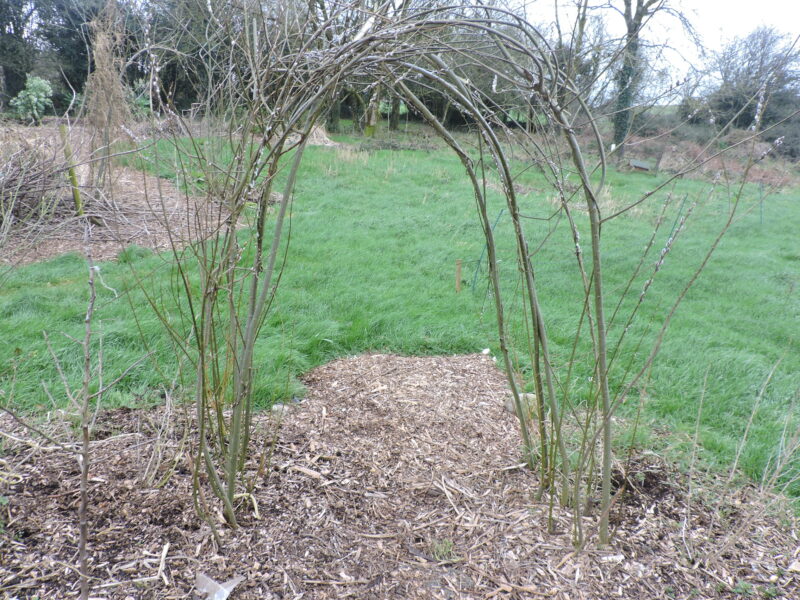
455;259;462;293
59;124;83;216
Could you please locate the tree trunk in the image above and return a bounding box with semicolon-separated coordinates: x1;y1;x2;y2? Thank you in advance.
327;98;341;133
0;66;6;111
613;0;654;162
612;36;639;161
389;96;401;130
365;88;380;137
441;100;451;125
347;90;365;133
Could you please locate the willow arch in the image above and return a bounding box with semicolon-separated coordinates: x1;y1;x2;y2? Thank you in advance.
148;2;726;546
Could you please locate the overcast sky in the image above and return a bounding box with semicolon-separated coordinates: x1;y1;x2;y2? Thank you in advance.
688;0;800;50
651;0;800;79
525;1;800;78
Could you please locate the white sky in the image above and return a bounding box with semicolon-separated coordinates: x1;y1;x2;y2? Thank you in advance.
526;1;800;70
513;0;800;101
687;0;800;51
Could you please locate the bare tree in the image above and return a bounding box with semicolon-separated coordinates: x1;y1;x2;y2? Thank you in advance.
707;28;800;143
607;0;697;157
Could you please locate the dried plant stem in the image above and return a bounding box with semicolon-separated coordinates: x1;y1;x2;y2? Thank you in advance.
77;253;97;600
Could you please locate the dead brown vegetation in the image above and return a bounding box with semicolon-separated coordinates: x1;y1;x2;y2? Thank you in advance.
0;122;209;266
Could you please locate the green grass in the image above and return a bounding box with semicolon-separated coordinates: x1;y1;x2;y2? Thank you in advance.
1;124;798;491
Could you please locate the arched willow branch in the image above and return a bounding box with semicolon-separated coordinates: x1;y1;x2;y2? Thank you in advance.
132;1;763;546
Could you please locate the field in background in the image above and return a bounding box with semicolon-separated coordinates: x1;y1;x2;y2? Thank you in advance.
1;123;798;487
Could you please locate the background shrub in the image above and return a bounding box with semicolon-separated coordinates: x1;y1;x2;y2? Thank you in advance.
10;76;54;125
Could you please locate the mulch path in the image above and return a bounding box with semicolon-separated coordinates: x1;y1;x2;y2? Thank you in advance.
1;353;798;599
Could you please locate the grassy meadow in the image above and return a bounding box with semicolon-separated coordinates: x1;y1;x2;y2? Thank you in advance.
1;122;798;488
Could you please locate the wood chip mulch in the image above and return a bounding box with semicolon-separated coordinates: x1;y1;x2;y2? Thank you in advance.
1;353;798;599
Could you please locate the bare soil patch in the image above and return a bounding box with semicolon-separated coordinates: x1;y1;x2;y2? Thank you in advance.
1;353;797;599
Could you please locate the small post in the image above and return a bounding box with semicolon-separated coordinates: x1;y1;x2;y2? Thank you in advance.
455;259;462;293
59;124;83;216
